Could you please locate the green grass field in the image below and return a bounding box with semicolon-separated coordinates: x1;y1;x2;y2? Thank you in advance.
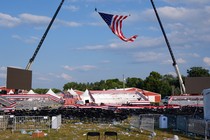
0;119;203;140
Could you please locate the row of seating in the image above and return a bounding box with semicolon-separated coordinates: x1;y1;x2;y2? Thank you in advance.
86;131;117;140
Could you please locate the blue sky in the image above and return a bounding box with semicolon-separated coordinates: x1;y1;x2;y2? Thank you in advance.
0;0;210;89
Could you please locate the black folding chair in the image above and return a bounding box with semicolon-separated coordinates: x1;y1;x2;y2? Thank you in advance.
86;132;100;140
104;131;117;140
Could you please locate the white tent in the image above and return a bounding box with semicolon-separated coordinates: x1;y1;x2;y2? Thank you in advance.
46;89;61;99
80;89;93;104
27;89;36;94
8;90;14;94
68;88;78;96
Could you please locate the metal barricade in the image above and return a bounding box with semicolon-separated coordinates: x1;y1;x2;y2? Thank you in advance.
130;114;162;132
188;118;210;137
167;115;177;129
13;116;51;132
139;114;155;132
176;115;189;133
129;115;140;129
0;115;12;130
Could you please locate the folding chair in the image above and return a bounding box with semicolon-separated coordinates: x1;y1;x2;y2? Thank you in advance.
86;132;100;140
104;131;117;140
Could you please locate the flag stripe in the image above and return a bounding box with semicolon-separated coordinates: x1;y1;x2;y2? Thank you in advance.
118;16;127;41
98;12;138;42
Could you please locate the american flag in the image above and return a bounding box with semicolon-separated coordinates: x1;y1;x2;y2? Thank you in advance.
98;12;138;42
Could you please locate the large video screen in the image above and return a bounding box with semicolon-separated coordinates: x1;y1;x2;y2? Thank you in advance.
185;77;210;94
6;67;32;90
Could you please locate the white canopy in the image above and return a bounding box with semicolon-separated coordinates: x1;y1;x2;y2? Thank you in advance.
80;89;93;104
27;89;36;94
8;90;14;94
46;89;61;99
68;88;78;96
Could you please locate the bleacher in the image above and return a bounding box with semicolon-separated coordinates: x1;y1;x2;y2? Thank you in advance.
0;93;63;110
15;99;61;110
0;96;15;107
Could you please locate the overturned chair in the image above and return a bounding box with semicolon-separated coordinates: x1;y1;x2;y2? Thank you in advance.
104;131;118;140
86;132;100;140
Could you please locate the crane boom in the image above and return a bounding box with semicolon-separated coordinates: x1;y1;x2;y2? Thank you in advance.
150;0;186;94
26;0;65;70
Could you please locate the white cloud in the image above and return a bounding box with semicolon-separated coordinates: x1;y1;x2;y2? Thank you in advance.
35;72;73;83
162;58;186;65
67;0;78;2
0;13;21;27
167;71;177;77
37;77;50;81
78;35;166;51
132;52;163;63
203;57;210;66
0;12;51;27
162;59;173;65
81;65;97;71
0;68;6;80
20;13;82;27
143;3;208;26
0;67;7;71
141;3;210;51
159;6;190;20
19;13;82;27
189;53;200;58
163;0;210;5
177;58;186;64
19;13;50;24
12;35;39;44
0;73;6;79
137;36;163;48
60;73;72;81
63;65;97;71
0;12;81;28
64;5;79;12
63;65;75;71
77;44;107;50
58;20;81;27
0;67;7;79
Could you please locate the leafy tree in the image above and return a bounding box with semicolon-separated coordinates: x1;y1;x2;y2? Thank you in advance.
142;72;182;96
126;77;143;88
187;67;210;77
63;82;78;90
143;71;162;93
52;88;61;93
33;88;49;94
92;80;107;90
63;82;91;91
162;74;177;86
105;79;123;89
60;67;210;95
161;74;181;96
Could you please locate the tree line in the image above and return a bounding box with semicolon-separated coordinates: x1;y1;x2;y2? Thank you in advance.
34;67;210;97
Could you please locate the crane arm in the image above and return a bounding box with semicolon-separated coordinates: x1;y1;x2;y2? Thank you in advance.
26;0;65;70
